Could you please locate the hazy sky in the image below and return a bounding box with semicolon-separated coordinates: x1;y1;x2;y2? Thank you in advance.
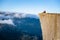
0;0;60;14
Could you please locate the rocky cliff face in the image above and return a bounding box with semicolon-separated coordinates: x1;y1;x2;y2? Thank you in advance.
39;13;60;40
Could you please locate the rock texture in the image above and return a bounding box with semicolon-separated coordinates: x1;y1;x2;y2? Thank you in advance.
39;13;60;40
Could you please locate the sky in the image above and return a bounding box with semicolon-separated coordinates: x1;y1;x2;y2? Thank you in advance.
0;0;60;15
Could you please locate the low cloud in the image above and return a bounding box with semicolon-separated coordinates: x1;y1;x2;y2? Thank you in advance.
14;13;26;18
0;19;15;25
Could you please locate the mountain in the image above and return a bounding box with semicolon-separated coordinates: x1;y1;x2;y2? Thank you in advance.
13;17;42;36
0;12;42;40
0;23;23;40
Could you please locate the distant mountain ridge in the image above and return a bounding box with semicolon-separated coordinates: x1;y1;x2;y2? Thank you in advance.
0;12;38;19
